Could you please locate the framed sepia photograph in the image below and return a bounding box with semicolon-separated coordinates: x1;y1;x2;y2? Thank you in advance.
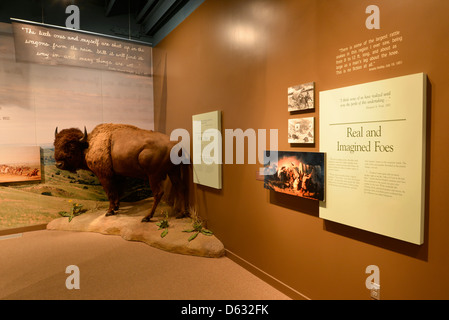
288;82;315;112
262;151;325;201
288;117;315;144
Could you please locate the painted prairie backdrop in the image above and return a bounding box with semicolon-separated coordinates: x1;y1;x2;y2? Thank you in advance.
0;22;154;231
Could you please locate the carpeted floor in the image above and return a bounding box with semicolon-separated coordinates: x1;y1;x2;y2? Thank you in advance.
0;230;291;300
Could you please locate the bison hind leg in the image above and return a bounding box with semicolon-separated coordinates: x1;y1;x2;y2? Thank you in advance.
141;189;164;223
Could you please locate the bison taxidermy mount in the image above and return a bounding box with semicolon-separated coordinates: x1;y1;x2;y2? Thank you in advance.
54;123;190;222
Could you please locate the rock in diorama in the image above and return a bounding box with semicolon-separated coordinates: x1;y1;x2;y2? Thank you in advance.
54;123;189;222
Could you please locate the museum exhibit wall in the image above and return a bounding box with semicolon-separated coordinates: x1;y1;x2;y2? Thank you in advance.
0;22;154;232
153;0;449;299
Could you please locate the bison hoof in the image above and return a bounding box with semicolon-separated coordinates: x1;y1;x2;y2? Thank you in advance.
105;211;116;217
176;211;190;219
141;217;152;223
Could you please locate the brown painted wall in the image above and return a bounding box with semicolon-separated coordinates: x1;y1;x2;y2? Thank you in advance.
153;0;449;299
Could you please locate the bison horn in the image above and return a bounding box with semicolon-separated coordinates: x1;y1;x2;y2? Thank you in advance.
79;126;88;143
55;127;58;138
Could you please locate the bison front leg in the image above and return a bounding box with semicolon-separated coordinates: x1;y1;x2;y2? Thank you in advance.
98;177;121;217
106;197;121;216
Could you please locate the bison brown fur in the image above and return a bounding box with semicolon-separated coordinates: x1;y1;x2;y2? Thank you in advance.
54;124;189;222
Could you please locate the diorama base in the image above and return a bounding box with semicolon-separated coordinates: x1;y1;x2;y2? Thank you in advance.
46;198;225;258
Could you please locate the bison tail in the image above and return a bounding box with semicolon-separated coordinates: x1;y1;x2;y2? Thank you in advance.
180;161;191;210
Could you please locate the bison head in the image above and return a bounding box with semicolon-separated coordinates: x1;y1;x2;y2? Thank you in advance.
54;127;89;173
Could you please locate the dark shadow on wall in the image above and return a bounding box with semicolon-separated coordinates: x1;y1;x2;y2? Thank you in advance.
269;190;319;218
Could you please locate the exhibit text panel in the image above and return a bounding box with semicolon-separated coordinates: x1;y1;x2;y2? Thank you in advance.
192;111;222;189
319;73;426;245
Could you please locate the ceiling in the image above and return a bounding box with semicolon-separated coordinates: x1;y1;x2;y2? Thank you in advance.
104;0;204;45
0;0;205;46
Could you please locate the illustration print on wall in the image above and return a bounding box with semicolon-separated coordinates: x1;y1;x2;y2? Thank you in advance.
262;151;325;201
0;146;41;183
288;117;315;144
288;82;315;112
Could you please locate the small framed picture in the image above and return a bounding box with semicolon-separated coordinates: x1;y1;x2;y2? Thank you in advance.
288;82;315;112
288;117;315;144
